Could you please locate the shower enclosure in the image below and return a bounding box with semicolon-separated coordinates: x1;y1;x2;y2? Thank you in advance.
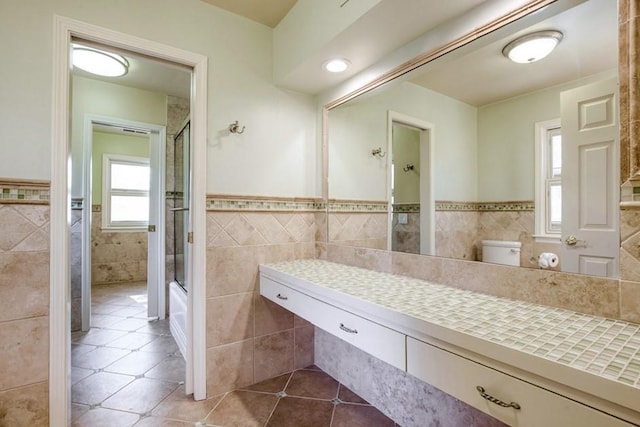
170;121;190;360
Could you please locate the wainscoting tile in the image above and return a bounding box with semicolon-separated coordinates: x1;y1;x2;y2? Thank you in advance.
254;293;294;337
0;316;48;390
206;339;255;397
0;251;49;322
0;381;48;426
620;280;640;323
206;293;254;346
254;330;294;384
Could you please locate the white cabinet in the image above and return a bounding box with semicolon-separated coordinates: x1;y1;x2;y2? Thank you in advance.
406;337;634;427
261;275;406;370
259;265;640;427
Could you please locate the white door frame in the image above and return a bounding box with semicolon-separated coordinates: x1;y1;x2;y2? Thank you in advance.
387;111;435;255
81;115;167;331
51;16;208;424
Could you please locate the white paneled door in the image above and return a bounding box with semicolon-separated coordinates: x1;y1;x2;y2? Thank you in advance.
560;78;619;277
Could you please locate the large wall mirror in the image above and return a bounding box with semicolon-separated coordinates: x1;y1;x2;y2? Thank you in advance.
327;0;620;278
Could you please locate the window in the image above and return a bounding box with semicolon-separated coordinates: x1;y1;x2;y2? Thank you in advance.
102;154;150;230
535;119;561;239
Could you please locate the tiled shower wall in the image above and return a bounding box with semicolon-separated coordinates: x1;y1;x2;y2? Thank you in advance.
204;197;324;396
0;182;50;424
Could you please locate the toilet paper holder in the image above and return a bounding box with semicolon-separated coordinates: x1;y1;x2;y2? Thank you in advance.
537;252;559;269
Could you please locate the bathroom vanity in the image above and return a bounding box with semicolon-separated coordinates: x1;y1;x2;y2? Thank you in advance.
259;259;640;426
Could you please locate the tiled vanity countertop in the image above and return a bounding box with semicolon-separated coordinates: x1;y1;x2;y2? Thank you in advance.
259;259;640;418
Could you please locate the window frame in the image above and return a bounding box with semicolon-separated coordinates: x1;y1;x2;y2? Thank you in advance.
534;118;562;242
101;153;150;231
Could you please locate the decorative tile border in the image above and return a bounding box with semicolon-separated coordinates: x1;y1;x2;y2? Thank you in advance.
207;194;324;212
393;203;420;213
0;179;50;204
478;201;534;212
71;198;83;210
435;200;534;212
328;199;388;213
435;201;477;211
166;191;184;199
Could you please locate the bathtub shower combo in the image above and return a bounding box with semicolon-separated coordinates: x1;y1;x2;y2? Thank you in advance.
170;121;189;360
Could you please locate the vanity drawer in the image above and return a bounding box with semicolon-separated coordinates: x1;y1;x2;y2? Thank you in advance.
261;275;406;370
406;337;633;427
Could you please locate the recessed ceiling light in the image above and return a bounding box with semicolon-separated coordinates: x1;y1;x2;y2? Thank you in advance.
323;58;350;73
502;30;563;64
72;44;129;77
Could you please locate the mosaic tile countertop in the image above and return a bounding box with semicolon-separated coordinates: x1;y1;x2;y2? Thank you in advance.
260;259;640;411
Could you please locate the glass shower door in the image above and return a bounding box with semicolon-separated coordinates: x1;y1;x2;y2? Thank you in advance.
173;122;190;289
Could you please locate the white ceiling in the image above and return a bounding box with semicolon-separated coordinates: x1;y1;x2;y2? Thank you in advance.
272;0;487;93
71;41;192;99
71;0;615;104
198;0;297;28
409;0;617;106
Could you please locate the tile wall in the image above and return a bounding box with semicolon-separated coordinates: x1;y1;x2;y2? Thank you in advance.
0;181;50;424
91;207;148;285
315;328;507;427
619;0;640;325
327;201;388;250
205;196;323;396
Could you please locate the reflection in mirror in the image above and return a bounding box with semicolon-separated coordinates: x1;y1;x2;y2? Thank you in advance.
327;0;619;277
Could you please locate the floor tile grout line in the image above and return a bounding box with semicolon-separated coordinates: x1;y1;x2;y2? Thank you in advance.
201;391;232;424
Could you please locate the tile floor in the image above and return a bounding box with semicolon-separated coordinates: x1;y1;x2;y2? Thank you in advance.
71;282;398;426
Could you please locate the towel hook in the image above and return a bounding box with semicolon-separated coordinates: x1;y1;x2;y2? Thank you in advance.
371;147;387;158
229;120;246;134
403;164;415;172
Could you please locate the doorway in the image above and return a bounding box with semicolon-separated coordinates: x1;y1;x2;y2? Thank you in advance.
51;16;208;424
387;111;434;256
78;117;167;333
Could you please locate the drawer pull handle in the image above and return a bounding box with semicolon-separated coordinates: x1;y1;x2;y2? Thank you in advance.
276;293;288;301
476;386;521;410
339;323;358;334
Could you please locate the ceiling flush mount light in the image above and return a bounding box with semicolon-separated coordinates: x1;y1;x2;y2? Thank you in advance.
502;30;563;64
72;45;129;77
323;58;350;73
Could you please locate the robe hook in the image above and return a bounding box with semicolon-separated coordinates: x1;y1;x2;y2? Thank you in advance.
403;164;415;172
371;147;387;158
229;120;246;134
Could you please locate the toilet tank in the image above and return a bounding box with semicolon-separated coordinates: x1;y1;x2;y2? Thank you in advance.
481;240;521;266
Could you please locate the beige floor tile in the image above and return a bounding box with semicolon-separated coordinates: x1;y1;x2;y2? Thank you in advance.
103;351;167;376
101;378;179;414
71;367;94;385
71;328;128;346
134;416;194;426
71;407;140;427
105;332;158;350
109;317;151;332
139;335;179;354
152;385;223;422
205;390;279;427
72;346;130;370
72;372;134;405
144;354;185;382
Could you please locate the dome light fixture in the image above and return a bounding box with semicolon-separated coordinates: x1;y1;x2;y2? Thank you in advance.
502;30;563;64
323;58;350;73
72;44;129;77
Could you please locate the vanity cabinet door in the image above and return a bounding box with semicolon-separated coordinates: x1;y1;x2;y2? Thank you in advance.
406;337;634;427
261;275;406;370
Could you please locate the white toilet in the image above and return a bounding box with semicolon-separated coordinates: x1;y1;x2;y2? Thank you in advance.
481;240;521;266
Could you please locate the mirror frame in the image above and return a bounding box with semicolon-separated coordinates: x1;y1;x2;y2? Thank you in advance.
321;0;636;276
